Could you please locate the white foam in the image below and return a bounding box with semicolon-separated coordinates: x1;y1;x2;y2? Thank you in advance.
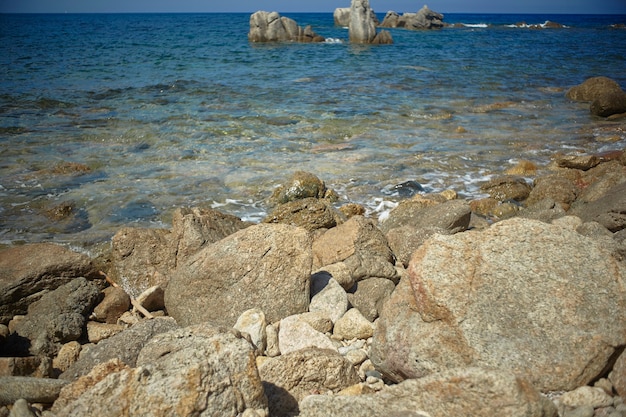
462;23;488;28
325;38;343;44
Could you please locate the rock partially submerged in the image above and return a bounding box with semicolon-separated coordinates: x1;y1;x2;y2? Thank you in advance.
348;0;393;44
248;11;325;43
567;76;626;118
380;5;445;30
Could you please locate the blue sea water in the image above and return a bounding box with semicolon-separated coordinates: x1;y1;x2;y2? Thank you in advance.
1;12;625;247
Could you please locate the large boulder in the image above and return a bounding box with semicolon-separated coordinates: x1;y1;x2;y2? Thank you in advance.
299;367;557;417
108;207;249;298
258;348;359;417
53;324;269;417
566;76;626;118
6;278;101;357
348;0;392;44
371;217;626;392
380;5;445;29
0;243;98;324
333;7;351;26
248;11;324;43
165;223;312;327
590;90;626;117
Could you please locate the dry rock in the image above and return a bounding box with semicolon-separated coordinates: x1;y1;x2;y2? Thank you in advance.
92;286;130;324
166;223;312;327
0;377;68;406
347;277;396;321
371;217;626;391
309;275;348;323
379;198;471;234
0;243;98;324
258;347;359;417
85;321;125;343
558;386;614;409
135;285;165;312
234;308;267;354
299;367;557;417
278;314;336;355
333;308;374;340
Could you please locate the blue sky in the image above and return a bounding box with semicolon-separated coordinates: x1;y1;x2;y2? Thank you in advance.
1;0;625;14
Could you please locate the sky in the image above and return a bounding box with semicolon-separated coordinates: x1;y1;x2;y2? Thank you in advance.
1;0;625;14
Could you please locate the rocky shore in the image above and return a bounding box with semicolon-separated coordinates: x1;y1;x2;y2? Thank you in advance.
1;78;626;417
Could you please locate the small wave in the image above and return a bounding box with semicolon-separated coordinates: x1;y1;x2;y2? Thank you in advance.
325;38;343;44
462;23;488;28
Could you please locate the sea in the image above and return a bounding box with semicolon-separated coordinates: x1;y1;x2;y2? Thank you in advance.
1;12;625;249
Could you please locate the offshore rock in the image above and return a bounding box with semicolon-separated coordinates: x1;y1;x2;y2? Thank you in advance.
371;217;626;392
248;11;324;43
380;5;445;30
590;90;626;117
166;223;312;327
299;367;557;417
0;243;98;324
566;76;626;117
334;7;351;26
349;0;392;44
53;324;269;417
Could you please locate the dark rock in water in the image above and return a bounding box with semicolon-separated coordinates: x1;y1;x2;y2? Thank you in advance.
591;90;626;117
380;5;445;30
6;278;101;357
0;243;99;325
392;180;425;197
248;11;325;43
269;171;328;205
566;76;623;102
480;176;531;202
263;197;346;232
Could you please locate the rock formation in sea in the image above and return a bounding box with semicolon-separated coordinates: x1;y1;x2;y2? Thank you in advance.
248;11;325;43
348;0;393;44
380;5;445;30
567;76;626;118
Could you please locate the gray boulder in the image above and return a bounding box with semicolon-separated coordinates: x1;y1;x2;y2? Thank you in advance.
0;243;98;324
0;376;68;406
381;5;445;30
371;217;626;391
165;223;312;327
349;0;392;44
333;7;351;26
258;348;359;417
570;181;626;232
60;317;178;381
347;277;396;321
269;171;329;205
8;278;100;357
299;367;557;417
54;324;269;417
379;198;471;234
109;207;250;298
248;11;324;43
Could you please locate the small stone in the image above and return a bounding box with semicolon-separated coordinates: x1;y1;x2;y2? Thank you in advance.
333;308;374;340
265;323;280;357
86;321;125;343
594;378;615;396
345;349;368;366
92;286;131;324
560;386;614;408
234;308;267;354
53;341;81;374
8;398;37;417
278;315;336;355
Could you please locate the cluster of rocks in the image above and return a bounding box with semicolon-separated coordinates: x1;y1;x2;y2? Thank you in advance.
1;81;626;416
379;5;445;30
248;11;325;43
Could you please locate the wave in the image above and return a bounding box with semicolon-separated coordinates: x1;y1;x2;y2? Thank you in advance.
461;23;489;28
324;37;343;44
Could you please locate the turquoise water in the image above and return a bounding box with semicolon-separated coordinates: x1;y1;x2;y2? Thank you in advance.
1;13;625;247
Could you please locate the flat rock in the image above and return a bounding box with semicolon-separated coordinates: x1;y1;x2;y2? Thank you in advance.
0;376;68;406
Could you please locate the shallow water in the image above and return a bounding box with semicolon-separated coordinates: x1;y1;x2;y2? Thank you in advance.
1;13;625;247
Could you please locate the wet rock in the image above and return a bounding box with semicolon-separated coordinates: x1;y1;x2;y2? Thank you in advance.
480;175;532;201
7;278;100;357
312;215;397;289
346;277;395;321
55;324;269;417
299;367;557;417
570;181;626;231
371;217;626;391
258;348;359;417
566;76;623;102
0;243;98;324
166;223;312;327
380;198;471;235
591;90;626;117
556;154;602;171
0;376;68;406
92;286;130;324
263;197;345;232
248;11;325;43
381;5;445;30
60;317;178;381
575;160;626;203
269;171;328;205
520;197;567;223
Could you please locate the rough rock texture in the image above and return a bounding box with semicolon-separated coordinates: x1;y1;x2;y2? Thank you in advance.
312;215;398;289
566;76;623;101
166;223;312;327
346;277;396;321
349;0;377;43
333;7;351;26
309;275;348;323
0;376;69;406
380;5;445;29
380;198;471;234
385;226;447;268
298;367;557;417
0;243;98;324
480;175;532;202
609;349;626;397
109;207;249;298
263;197;344;232
60;317;178;381
571;181;626;231
333;308;374;340
248;11;325;43
92;286;130;324
591;91;626;117
278;314;336;355
525;174;580;210
258;348;359;417
371;217;626;391
53;324;269;417
7;278;100;357
269;171;328;205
